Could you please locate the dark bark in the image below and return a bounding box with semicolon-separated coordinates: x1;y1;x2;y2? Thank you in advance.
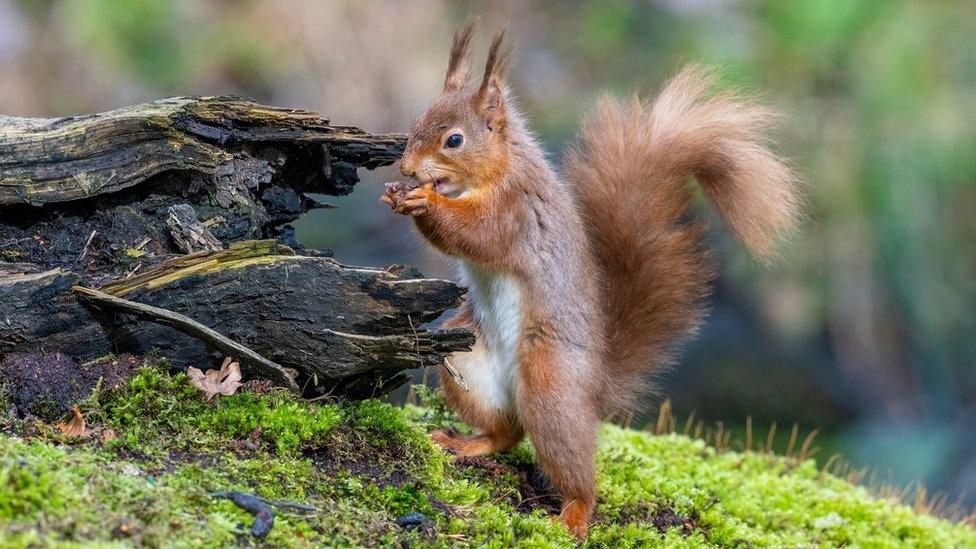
72;285;301;391
1;242;472;393
0;97;472;395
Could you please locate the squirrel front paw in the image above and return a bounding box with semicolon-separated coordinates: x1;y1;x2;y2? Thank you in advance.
380;180;411;210
381;181;434;217
395;186;435;217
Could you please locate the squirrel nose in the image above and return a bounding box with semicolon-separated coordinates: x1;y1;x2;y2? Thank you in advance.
400;164;416;178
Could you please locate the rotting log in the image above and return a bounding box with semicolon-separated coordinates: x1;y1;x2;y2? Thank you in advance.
0;98;473;396
0;97;401;206
1;241;472;395
71;285;301;391
0;96;403;284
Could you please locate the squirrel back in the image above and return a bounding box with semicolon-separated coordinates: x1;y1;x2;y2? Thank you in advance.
563;66;801;413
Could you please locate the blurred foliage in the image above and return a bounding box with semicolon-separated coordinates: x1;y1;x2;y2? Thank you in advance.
59;0;279;93
2;0;974;506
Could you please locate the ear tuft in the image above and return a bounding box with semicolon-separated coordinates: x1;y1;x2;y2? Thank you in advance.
478;26;516;92
475;26;516;130
443;17;480;92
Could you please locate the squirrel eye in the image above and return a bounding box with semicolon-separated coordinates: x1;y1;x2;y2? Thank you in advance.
444;133;463;149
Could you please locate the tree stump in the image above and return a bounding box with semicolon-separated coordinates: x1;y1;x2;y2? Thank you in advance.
0;97;472;396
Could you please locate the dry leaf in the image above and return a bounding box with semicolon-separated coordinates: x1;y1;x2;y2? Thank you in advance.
57;405;87;437
188;357;243;400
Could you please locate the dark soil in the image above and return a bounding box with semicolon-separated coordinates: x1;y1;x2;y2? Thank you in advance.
303;434;461;525
456;454;704;538
1;353;142;420
651;507;697;536
304;441;415;488
617;501;702;537
455;455;564;515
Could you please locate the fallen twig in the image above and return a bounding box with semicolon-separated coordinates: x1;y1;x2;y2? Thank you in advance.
408;313;467;391
442;357;469;392
0;237;29;250
268;499;319;513
77;230;97;262
133;237;152;251
208;491;319;538
209;492;276;538
72;285;300;391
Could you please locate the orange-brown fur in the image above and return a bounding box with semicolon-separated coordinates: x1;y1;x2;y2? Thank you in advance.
381;22;800;539
564;69;800;413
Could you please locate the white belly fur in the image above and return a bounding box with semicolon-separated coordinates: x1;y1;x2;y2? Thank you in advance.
455;260;523;413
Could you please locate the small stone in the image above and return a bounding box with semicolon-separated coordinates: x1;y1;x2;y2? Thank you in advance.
121;463;142;477
395;512;436;537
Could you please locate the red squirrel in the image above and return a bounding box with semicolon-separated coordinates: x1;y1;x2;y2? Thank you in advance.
381;21;800;539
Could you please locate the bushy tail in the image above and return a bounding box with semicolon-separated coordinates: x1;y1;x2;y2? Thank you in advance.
563;66;801;413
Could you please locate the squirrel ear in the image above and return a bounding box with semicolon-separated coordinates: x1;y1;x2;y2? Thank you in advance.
476;76;506;132
443;17;479;92
474;27;515;131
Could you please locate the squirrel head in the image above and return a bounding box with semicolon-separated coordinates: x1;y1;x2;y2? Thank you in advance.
400;21;516;194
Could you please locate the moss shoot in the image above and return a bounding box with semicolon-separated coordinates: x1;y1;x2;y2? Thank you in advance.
1;364;973;547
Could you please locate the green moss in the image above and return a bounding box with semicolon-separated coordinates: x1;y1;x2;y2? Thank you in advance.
0;380;11;414
1;366;973;547
93;367;339;455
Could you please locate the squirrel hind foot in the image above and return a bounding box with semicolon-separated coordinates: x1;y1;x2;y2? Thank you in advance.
430;429;519;457
560;499;592;540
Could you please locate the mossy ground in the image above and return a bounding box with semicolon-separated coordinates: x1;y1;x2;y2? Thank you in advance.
1;362;973;548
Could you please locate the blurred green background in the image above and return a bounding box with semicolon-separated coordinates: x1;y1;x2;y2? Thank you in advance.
3;0;974;510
